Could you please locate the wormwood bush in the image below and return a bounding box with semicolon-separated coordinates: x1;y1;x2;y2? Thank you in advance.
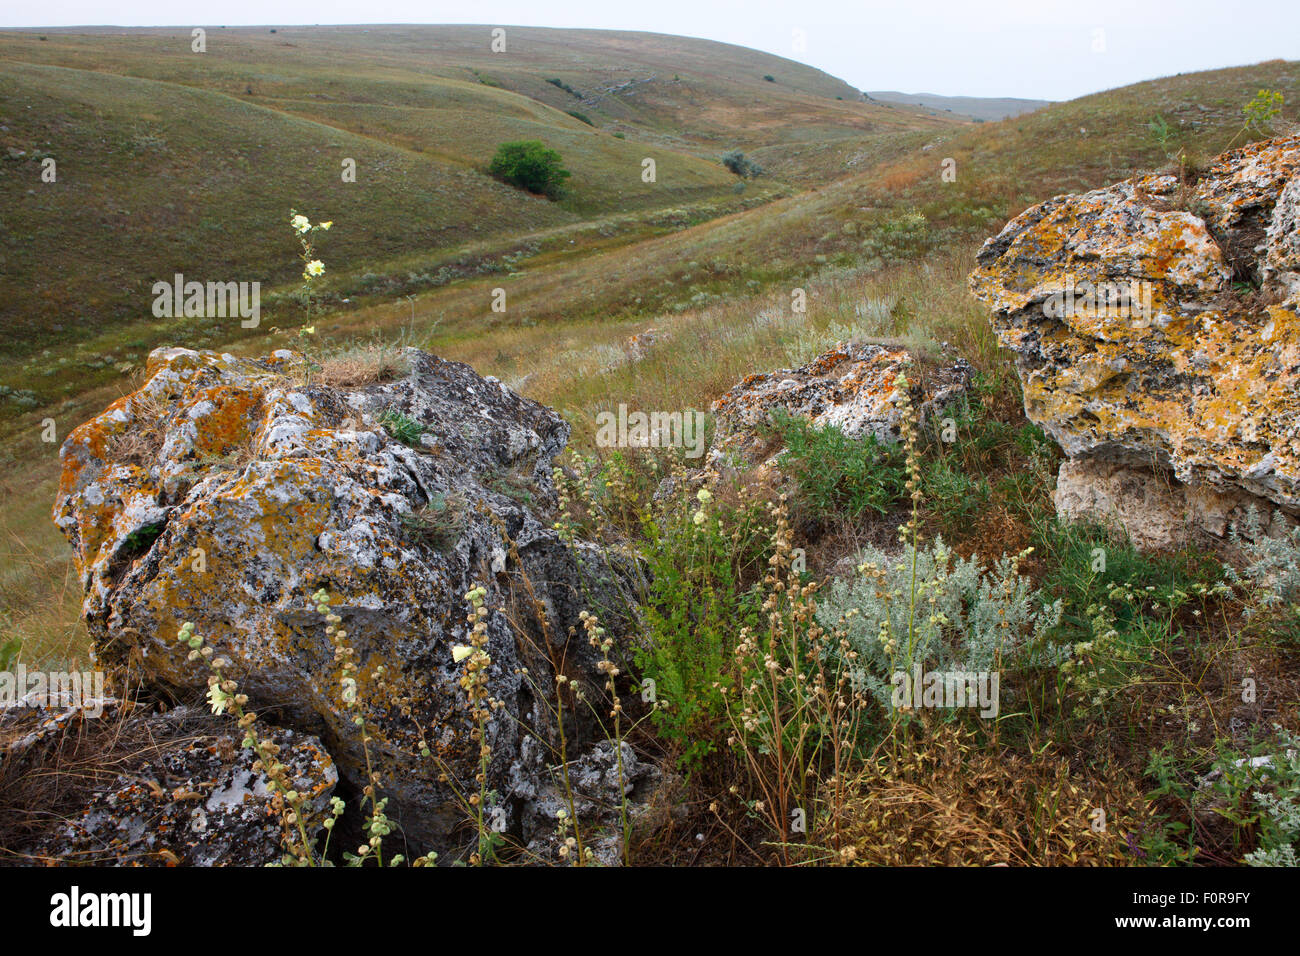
816;537;1065;712
1241;728;1300;866
1225;507;1300;616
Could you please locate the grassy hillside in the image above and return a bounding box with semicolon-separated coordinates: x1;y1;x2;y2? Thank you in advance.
0;61;581;335
0;24;955;401
0;25;942;148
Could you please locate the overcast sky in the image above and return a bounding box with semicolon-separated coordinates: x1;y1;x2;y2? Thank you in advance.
3;0;1298;101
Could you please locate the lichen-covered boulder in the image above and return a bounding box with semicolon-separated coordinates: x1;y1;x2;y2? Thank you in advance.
970;135;1300;549
2;700;335;866
710;341;971;463
52;346;634;855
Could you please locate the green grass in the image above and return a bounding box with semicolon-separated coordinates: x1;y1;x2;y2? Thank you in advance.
378;407;424;446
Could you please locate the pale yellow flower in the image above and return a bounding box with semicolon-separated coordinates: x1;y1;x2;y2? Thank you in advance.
304;259;325;278
206;684;231;716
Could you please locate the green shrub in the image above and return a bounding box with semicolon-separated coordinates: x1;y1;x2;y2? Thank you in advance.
720;149;763;179
566;110;595;126
770;413;907;522
1225;507;1300;616
379;407;424;446
487;140;571;200
546;77;583;98
635;482;772;770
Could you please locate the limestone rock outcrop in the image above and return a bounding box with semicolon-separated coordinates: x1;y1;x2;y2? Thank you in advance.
970;135;1300;550
710;341;971;463
52;346;636;856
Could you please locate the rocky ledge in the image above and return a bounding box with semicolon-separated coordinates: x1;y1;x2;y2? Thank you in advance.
970;134;1300;550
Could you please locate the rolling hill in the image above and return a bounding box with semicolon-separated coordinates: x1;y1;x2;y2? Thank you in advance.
0;24;956;380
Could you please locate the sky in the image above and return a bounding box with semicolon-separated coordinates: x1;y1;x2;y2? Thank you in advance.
3;0;1298;101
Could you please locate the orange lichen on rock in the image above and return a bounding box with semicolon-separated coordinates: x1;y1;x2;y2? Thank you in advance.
51;345;641;858
970;134;1300;548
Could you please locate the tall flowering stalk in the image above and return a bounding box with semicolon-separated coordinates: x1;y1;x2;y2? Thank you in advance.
312;588;399;866
289;210;331;384
178;620;337;865
453;585;505;865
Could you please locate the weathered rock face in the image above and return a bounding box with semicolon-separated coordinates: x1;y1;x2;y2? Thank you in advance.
52;347;634;856
710;341;971;462
970;135;1300;549
513;739;665;866
1;700;335;866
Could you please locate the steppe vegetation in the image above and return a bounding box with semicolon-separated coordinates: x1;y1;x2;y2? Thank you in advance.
1;25;1298;865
